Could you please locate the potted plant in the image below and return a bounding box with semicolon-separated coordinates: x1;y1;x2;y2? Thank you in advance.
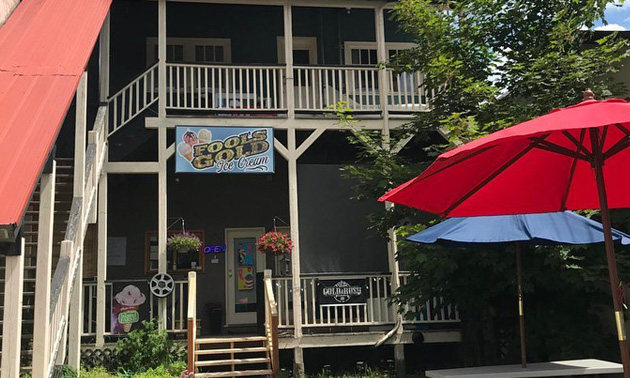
167;232;202;253
256;231;292;256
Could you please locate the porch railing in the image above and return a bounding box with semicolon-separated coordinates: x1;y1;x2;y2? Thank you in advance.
82;278;189;337
263;270;280;376
165;63;287;112
271;272;459;328
187;271;197;373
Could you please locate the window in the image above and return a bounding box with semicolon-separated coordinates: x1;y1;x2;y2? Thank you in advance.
145;230;205;274
344;42;415;66
146;38;231;65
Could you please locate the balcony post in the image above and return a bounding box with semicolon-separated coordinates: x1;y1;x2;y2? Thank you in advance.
157;0;168;329
375;6;390;127
376;5;406;376
99;10;110;103
158;0;167;118
32;161;56;378
68;71;88;370
284;3;295;119
96;166;108;347
2;238;24;378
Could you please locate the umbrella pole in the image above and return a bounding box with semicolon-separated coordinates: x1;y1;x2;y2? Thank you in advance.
516;243;527;368
591;128;630;377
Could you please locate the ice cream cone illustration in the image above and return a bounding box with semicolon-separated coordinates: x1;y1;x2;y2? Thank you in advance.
183;130;199;146
198;129;212;144
113;285;146;334
178;142;193;162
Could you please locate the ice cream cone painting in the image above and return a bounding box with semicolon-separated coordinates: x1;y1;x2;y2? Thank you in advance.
112;284;147;335
177;142;193;162
198;128;212;144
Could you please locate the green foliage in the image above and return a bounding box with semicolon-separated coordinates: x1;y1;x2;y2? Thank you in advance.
53;365;78;378
80;367;117;378
341;0;630;366
116;320;175;374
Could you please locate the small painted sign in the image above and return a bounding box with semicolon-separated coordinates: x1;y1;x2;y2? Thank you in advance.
318;279;367;305
176;126;274;174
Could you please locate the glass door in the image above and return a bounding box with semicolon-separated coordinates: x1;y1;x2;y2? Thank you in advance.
225;228;265;325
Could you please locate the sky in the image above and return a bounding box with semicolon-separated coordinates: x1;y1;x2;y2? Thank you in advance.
597;1;630;30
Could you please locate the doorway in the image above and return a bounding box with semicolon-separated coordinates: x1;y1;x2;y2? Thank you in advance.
225;227;266;325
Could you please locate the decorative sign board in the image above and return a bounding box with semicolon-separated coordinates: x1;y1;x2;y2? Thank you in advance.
317;279;367;305
175;126;274;174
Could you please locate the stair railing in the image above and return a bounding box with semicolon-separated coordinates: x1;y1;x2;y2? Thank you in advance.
187;271;197;373
108;62;159;135
263;269;280;377
43;105;108;377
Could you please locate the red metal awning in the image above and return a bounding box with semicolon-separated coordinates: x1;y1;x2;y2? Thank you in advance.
0;0;111;239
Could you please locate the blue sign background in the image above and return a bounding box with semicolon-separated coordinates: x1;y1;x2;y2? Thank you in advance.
175;126;274;174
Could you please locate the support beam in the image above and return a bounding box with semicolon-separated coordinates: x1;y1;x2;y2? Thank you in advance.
99;11;110;102
157;0;168;329
1;238;25;378
274;138;289;161
32;162;57;377
284;3;295;120
375;5;390;135
69;71;88;370
106;162;160;174
96;170;108;347
295;128;325;159
145;116;413;130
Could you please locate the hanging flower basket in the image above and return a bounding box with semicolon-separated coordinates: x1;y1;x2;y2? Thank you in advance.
256;231;292;256
167;232;202;253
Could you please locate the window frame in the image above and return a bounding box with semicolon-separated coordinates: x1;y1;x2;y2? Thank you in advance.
146;37;232;66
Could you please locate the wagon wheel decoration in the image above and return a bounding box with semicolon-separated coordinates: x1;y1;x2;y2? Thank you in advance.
149;273;174;298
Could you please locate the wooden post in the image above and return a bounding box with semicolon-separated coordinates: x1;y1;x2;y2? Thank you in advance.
187;271;197;373
99;11;110;103
96;170;108;347
375;5;390;128
32;162;57;377
157;0;168;329
68;71;88;370
590;128;630;378
2;238;25;378
287;127;304;376
283;3;295;120
158;0;167;118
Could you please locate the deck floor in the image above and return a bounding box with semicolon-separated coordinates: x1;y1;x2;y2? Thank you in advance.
426;359;622;378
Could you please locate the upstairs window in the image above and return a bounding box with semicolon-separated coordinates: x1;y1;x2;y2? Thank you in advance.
146;38;231;65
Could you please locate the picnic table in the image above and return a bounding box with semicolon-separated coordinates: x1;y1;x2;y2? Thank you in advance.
426;359;622;378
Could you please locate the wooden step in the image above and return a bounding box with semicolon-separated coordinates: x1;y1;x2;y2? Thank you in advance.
194;369;272;378
197;336;267;344
196;347;268;355
196;358;270;367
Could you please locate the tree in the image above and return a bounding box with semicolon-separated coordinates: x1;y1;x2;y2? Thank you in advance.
342;0;630;366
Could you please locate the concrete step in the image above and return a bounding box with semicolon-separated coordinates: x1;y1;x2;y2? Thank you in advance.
196;358;270;367
194;369;272;378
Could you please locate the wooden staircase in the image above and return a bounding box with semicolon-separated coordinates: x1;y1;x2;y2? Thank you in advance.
0;157;74;373
193;336;273;378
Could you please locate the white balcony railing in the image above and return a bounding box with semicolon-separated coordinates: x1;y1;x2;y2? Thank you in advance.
165;63;287;112
271;273;459;329
82;279;189;337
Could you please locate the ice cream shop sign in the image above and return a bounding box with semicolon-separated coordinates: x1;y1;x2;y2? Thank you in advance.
176;126;274;174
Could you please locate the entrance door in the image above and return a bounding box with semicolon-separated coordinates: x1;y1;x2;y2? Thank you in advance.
225;228;266;325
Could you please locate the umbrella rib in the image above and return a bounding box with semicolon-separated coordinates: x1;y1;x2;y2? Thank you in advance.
603;136;630;160
562;131;593;158
560;129;585;210
530;139;590;162
600;125;609;152
442;137;546;216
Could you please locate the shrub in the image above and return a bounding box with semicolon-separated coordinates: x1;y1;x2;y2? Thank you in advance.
116;320;173;374
79;367;116;378
53;365;78;378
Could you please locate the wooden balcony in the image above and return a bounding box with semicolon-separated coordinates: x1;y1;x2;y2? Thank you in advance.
107;63;431;134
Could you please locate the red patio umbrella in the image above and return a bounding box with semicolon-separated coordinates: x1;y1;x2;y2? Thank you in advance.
380;91;630;376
